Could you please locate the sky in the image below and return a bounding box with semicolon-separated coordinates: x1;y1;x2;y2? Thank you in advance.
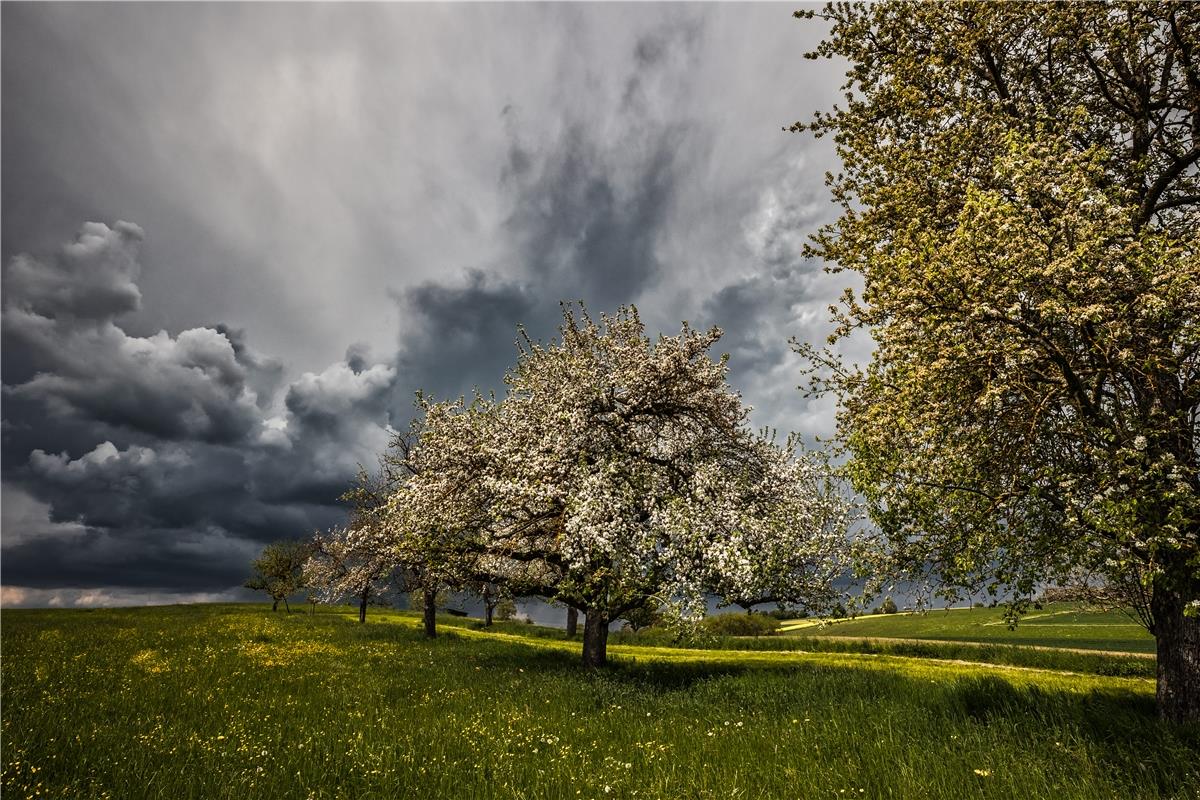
1;2;863;608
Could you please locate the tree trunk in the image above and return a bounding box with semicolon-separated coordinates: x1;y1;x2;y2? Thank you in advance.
485;603;494;627
1152;582;1200;723
567;607;579;637
271;598;279;612
581;610;609;667
282;596;290;613
423;588;437;639
358;589;368;624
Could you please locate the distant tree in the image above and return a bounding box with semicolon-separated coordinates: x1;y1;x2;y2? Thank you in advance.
381;412;491;640
792;2;1200;722
305;524;395;624
245;540;312;612
305;467;399;624
880;597;898;615
472;580;510;627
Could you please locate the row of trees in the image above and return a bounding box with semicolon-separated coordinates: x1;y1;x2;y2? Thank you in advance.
282;306;851;667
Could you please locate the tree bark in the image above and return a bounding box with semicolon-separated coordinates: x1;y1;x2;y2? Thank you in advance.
581;610;609;667
480;585;494;628
423;588;438;639
358;589;369;624
1152;581;1200;723
271;599;279;612
567;607;579;637
282;596;290;614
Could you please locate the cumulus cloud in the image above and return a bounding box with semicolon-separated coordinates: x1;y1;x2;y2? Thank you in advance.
285;357;397;436
1;223;401;596
3;220;145;322
3;224;283;444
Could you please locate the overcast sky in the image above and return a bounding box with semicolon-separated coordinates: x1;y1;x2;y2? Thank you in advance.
1;2;861;607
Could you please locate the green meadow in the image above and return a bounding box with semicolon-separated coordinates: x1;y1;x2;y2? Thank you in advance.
3;604;1197;800
781;603;1155;654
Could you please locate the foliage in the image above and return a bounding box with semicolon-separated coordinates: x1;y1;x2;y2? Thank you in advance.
304;524;395;616
879;597;899;615
244;540;312;612
4;604;1195;800
387;304;850;664
792;1;1199;720
700;612;782;637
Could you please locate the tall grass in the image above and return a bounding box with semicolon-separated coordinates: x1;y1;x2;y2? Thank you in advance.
3;605;1196;800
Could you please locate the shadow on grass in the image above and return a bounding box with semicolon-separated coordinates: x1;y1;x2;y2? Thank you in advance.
947;673;1197;794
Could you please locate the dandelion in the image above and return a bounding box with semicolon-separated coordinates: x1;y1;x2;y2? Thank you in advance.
974;769;991;777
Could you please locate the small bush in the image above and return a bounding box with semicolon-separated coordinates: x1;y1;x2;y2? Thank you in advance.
700;613;781;636
880;597;898;614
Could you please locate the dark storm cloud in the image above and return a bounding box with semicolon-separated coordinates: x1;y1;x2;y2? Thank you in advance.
2;224;395;595
1;222;274;444
503;123;681;309
393;272;535;404
390;23;700;408
4;220;145;323
695;162;861;440
1;523;260;593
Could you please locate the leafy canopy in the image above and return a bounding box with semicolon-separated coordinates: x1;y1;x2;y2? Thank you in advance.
793;3;1199;623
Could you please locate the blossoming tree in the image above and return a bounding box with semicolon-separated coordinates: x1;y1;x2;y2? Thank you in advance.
305;522;395;624
391;305;849;666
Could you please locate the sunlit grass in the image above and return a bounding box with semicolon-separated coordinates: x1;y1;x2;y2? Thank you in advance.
781;603;1155;653
3;604;1196;800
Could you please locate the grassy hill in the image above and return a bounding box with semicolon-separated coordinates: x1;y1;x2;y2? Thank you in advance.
3;604;1196;800
781;603;1155;654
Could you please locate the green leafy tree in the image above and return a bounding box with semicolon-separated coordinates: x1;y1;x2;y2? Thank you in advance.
245;540;313;613
793;2;1199;722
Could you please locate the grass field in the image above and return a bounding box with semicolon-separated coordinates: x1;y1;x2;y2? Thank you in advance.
3;604;1197;800
781;603;1156;654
